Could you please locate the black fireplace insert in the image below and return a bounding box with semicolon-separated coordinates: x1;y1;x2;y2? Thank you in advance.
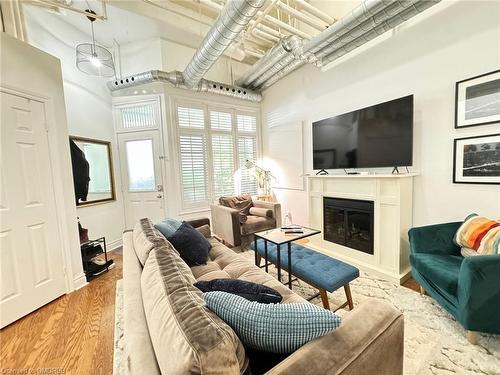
323;197;374;255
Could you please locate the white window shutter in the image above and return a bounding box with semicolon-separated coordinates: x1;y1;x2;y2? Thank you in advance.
238;136;258;195
116;100;159;131
210;111;232;131
178;107;205;129
237;114;257;132
176;104;259;209
212;134;235;197
179;135;208;204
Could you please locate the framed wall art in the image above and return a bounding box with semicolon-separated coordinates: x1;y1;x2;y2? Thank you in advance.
455;69;500;128
453;133;500;184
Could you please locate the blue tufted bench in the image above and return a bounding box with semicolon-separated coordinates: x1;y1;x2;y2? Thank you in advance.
251;239;360;310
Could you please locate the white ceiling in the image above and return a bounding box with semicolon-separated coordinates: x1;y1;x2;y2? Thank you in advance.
24;0;216;50
23;0;358;65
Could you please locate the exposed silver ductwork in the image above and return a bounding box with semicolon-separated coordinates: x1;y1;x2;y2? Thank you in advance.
239;0;441;90
107;70;262;102
235;35;302;87
108;0;441;99
182;0;265;88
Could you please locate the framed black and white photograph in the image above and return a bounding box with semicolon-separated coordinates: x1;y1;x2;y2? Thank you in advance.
453;134;500;184
455;70;500;128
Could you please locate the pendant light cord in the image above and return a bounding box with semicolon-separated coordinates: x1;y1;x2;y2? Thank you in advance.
90;21;96;56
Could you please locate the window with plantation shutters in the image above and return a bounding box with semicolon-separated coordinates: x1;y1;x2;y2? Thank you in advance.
121;103;156;129
212;134;234;197
237;114;257;132
179;135;207;204
115;99;160;131
178;106;204;129
210;111;232;131
175;102;259;210
238;136;258;195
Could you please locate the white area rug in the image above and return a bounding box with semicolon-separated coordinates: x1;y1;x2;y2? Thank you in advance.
113;279;124;375
113;253;500;374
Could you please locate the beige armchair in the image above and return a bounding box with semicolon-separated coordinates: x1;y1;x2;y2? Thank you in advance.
210;199;282;247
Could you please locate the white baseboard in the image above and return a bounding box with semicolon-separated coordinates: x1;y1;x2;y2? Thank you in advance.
107;238;123;251
73;272;88;291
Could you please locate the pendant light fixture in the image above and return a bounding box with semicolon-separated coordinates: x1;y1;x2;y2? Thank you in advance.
76;9;115;77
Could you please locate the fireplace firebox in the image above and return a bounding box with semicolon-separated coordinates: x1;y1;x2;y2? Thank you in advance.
323;197;374;255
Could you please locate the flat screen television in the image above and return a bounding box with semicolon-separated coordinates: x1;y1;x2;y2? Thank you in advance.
312;95;413;170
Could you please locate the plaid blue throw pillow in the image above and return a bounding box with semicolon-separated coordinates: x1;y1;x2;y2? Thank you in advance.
204;291;341;353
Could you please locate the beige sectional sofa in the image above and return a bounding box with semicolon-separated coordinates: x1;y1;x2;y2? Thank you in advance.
122;218;404;375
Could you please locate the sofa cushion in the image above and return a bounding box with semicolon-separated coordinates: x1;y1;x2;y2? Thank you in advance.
241;216;276;235
190;238;307;305
204;291;342;354
195;224;212;238
249;207;273;218
195;279;283;303
410;253;463;296
167;222;211;266
154;217;182;238
141;243;247;374
133;218;169;266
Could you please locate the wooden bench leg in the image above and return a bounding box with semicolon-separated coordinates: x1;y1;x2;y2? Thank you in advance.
319;289;330;310
467;331;478;345
344;284;354;310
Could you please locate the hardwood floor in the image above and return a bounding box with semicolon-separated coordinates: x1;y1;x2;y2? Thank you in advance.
402;277;420;293
0;249;122;375
0;245;420;375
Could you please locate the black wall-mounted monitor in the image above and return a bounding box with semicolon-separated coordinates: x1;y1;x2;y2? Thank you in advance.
312;95;414;170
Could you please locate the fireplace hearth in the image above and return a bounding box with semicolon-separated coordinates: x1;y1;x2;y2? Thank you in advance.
323;197;374;255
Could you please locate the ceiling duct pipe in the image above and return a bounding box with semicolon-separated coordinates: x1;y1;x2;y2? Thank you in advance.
182;0;265;88
240;0;393;90
252;0;441;89
235;35;302;87
107;70;262;102
315;0;440;60
320;0;441;64
300;0;391;58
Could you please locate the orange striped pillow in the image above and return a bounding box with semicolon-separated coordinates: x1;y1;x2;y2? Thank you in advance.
455;215;500;255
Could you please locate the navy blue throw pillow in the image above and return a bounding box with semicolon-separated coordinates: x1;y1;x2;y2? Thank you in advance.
167;222;211;266
195;279;282;304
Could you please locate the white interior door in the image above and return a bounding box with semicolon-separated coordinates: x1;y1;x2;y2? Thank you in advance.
0;91;66;328
118;130;165;228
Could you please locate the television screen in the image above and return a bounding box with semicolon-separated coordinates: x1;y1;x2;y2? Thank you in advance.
312;95;413;170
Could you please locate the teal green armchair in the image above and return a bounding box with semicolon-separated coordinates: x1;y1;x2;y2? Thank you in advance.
408;222;500;344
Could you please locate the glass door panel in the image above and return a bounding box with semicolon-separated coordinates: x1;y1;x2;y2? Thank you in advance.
125;139;155;192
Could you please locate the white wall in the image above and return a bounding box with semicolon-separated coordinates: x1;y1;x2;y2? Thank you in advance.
118;37;250;84
23;3;255;244
261;1;500;227
24;7;126;249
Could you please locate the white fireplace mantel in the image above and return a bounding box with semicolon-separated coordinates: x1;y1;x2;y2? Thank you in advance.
306;174;417;284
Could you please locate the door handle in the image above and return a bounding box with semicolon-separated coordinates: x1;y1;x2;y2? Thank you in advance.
156;194;163;199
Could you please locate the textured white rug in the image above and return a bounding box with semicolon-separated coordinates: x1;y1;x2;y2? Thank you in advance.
113;279;124;375
113;253;500;375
